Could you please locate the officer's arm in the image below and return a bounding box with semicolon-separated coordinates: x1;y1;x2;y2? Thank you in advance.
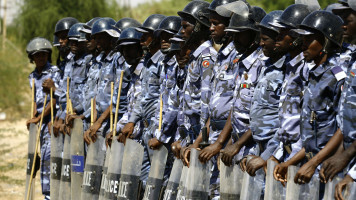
307;128;343;168
95;106;110;125
212;110;233;147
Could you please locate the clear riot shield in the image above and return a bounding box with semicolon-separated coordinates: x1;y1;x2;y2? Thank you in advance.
286;165;301;200
185;149;211;200
240;156;265;200
299;175;320;200
50;125;63;200
81;135;106;200
344;181;356;200
99;149;111;200
162;159;183;200
58;133;71;200
104;137;125;199
142;145;168;200
220;158;244;199
25;123;37;200
117;139;144;200
323;176;342;200
70;118;85;200
176;165;188;200
264;159;285;200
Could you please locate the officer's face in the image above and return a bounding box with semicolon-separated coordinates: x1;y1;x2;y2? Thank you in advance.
122;43;142;65
56;30;69;48
232;30;256;52
140;32;154;49
260;32;277;58
275;28;294;54
86;34;97;52
302;33;324;62
342;11;356;41
160;31;173;51
69;40;87;55
32;51;49;68
181;20;194;41
209;12;228;43
176;45;191;69
93;32;112;52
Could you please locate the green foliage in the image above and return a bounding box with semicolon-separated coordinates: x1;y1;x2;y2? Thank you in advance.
248;0;337;12
14;0;119;48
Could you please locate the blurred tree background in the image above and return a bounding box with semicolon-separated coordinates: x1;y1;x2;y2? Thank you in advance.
0;0;337;119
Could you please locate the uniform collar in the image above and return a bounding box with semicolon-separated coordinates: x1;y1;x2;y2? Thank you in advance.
219;41;235;57
150;50;164;64
134;60;144;76
103;51;116;62
265;55;286;69
33;62;52;76
73;54;88;66
285;52;304;75
191;40;212;59
163;55;176;66
241;47;263;70
310;56;336;77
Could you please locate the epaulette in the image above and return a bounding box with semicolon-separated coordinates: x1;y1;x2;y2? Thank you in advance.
201;47;212;59
331;66;347;81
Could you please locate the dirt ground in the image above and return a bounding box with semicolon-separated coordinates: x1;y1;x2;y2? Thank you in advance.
0;119;43;200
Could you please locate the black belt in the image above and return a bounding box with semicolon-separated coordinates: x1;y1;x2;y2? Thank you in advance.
143;119;151;128
210;119;227;131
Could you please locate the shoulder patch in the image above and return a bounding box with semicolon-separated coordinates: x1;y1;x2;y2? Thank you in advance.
350;71;355;77
331;66;347;81
202;60;210;68
233;58;239;64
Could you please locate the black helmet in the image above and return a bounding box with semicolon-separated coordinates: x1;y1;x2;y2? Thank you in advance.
226;6;266;32
170;27;185;42
81;17;101;34
68;23;86;41
26;37;52;59
295;11;344;47
339;0;349;5
53;35;59;47
156;16;182;35
91;17;119;38
114;18;142;33
54;17;79;35
178;1;210;27
117;27;143;46
136;14;166;33
271;4;312;29
208;0;242;13
170;40;182;52
258;10;284;33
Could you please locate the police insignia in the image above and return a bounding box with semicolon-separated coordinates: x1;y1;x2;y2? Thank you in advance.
233;58;239;64
202;60;210;68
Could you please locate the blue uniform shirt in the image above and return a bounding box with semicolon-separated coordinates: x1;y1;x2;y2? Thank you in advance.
301;56;346;156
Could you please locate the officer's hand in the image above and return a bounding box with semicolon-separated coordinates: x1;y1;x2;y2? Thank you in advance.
148;138;163;150
246;156;267;176
117;133;127;144
105;131;113;147
64;124;71;136
181;146;191;167
199;142;222;163
274;162;290;186
84;128;92;144
220;142;240;167
42;78;55;93
26;117;40;130
171;141;182;159
66;113;77;126
335;175;353;200
48;122;53;135
121;122;134;137
88;122;101;143
240;157;247;171
294;160;317;184
320;152;350;183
